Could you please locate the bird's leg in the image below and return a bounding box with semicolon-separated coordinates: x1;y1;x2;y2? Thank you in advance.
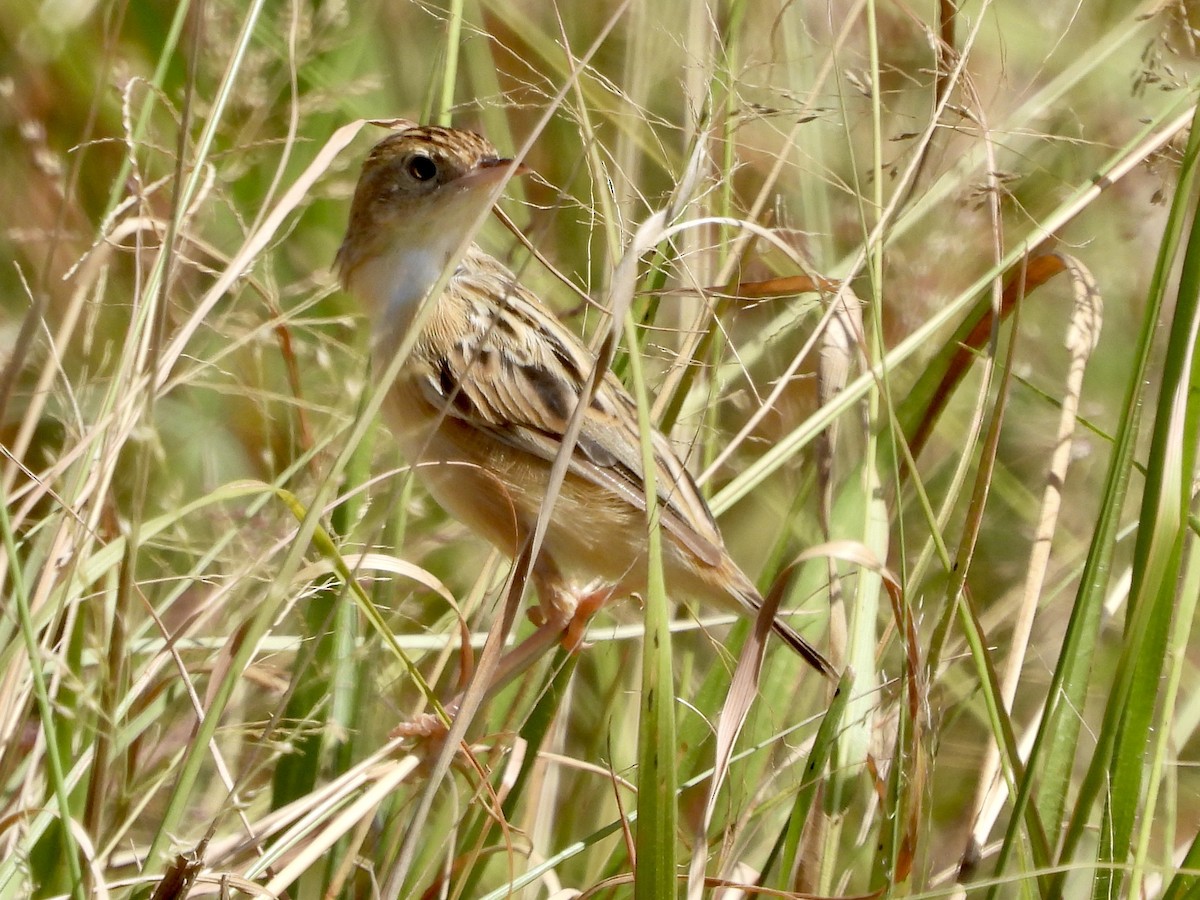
394;625;566;732
560;585;615;651
390;621;567;741
450;580;613;703
391;571;596;741
526;576;617;651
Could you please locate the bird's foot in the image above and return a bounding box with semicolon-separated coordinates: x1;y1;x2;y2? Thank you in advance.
527;586;576;630
527;584;614;651
561;586;614;651
389;704;456;741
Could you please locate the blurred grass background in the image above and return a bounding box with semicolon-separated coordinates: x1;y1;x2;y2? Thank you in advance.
1;0;1199;897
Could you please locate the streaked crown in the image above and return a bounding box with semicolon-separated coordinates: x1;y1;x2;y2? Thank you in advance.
357;126;502;201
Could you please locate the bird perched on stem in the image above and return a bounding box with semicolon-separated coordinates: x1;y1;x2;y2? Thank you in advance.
335;122;834;690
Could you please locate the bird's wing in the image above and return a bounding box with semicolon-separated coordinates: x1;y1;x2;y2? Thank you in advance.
413;252;725;568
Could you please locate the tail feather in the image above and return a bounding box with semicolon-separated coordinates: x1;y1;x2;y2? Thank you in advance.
729;569;837;679
771;617;838;680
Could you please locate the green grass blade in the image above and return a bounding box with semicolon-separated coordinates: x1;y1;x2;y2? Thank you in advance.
625;313;678;899
0;486;85;898
1092;113;1200;900
989;100;1200;896
774;666;852;891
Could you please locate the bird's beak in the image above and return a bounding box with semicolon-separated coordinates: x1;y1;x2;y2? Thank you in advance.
461;156;532;189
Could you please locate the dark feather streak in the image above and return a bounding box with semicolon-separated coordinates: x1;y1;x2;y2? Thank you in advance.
521;364;572;421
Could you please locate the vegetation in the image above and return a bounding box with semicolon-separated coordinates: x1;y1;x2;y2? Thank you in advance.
0;0;1198;896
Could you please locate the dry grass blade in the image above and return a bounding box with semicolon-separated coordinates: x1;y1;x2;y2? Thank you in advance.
262;757;420;896
906;253;1082;461
153;120;369;392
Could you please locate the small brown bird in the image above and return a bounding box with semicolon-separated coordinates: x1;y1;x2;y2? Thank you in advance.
336;123;833;680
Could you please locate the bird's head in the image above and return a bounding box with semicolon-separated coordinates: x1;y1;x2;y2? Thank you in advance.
336;124;528;320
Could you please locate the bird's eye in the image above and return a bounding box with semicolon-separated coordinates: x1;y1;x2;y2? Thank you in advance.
406;154;438;182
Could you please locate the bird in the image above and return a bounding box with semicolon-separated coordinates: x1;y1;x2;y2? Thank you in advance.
335;122;835;686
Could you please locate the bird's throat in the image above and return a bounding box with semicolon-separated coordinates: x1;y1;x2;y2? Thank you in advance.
351;234;464;346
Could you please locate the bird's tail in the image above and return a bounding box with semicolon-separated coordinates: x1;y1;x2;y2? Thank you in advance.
771;616;838;681
728;570;837;680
